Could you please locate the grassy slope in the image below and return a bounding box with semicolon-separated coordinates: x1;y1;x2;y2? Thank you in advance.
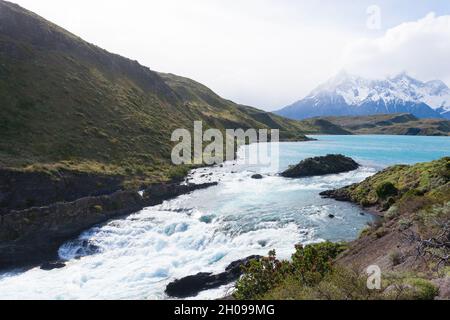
0;1;311;184
158;73;314;141
334;157;449;209
321;113;450;136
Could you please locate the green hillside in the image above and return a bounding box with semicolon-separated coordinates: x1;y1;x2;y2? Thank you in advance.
321;113;450;136
0;1;309;183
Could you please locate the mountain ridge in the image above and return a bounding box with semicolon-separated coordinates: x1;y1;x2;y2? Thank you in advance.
316;113;450;136
276;71;450;120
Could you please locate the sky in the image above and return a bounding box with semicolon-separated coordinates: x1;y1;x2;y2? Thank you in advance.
11;0;450;111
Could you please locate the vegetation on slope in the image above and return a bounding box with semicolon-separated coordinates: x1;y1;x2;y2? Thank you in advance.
234;243;440;300
332;157;450;272
328;157;449;210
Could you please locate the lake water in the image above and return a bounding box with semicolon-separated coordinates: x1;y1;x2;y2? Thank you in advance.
0;135;449;300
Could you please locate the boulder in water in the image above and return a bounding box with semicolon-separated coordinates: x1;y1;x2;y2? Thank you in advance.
281;154;359;178
40;261;66;271
165;255;261;298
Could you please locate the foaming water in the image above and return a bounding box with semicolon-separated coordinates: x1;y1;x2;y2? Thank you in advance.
0;135;448;300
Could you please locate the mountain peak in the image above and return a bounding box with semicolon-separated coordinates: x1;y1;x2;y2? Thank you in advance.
390;72;423;87
426;79;449;91
276;72;450;120
325;70;359;86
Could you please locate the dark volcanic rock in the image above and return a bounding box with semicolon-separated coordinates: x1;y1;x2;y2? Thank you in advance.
281;154;359;178
251;174;263;180
0;180;218;271
165;255;261;298
320;187;353;202
0;190;144;270
40;261;66;271
0;168;124;212
143;182;218;206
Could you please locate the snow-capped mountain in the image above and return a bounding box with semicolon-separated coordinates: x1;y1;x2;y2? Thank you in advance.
276;72;450;120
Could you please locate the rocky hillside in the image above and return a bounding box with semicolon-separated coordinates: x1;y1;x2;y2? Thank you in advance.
321;113;450;136
321;157;450;273
0;1;310;185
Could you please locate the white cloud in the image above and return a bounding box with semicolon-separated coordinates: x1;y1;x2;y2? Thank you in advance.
343;13;450;84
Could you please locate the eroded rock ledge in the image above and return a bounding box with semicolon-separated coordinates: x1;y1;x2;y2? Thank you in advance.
0;181;217;270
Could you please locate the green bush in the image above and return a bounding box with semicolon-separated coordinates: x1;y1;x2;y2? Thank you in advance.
233;250;290;300
376;182;398;199
359;226;372;238
375;227;388;238
290;242;346;286
167;165;190;182
389;251;403;266
264;267;383;300
385;205;399;220
234;242;345;300
407;279;439;300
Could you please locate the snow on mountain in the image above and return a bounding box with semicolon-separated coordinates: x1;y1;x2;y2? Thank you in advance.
276;72;450;120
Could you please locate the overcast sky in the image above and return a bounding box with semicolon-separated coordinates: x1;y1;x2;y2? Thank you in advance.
11;0;450;110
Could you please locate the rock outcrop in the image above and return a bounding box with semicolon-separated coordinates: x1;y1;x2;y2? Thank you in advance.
0;190;144;269
165;255;261;298
319;188;353;202
0;181;217;270
281;154;359;178
0;168;124;213
143;182;218;206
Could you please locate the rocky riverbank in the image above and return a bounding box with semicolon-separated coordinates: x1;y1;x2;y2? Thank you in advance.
0;167;218;270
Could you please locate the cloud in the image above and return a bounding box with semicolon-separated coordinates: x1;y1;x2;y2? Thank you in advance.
343;13;450;84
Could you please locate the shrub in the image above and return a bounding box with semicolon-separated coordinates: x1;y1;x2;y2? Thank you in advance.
382;275;439;300
397;218;413;231
263;267;382;300
389;251;403;266
234;250;290;300
234;242;345;300
167;165;190;182
375;227;388;239
376;182;398;200
406;278;439;300
290;242;346;286
385;205;399;220
359;226;372;238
